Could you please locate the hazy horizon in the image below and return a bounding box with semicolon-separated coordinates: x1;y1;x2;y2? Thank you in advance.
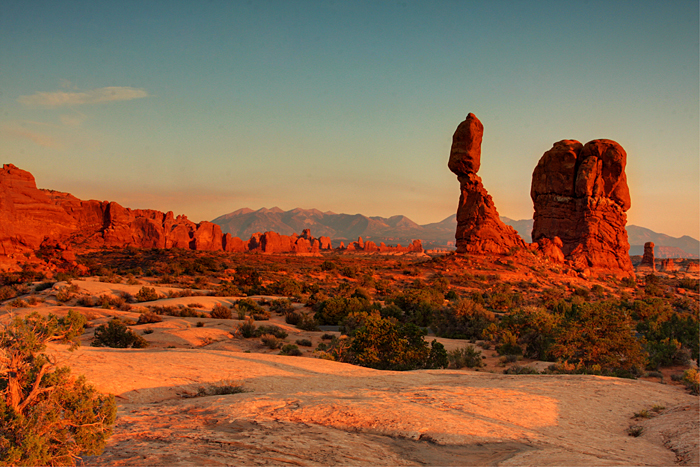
2;0;698;238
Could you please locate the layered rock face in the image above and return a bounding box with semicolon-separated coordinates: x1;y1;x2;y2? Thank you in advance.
344;237;423;254
531;140;633;273
448;114;526;254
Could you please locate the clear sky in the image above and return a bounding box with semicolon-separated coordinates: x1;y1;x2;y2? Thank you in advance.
2;0;698;238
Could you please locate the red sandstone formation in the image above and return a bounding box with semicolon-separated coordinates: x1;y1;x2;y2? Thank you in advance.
638;242;656;273
531;140;633;274
0;164;425;260
0;164;230;255
448;114;526;254
660;258;679;273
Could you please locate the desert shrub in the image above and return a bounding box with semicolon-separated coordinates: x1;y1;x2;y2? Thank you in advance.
271;298;294;314
137;311;162;325
233;266;262;293
388;288;443;327
214;280;241;297
340;266;357;278
681;368;699;395
347;315;448;371
551;301;646;374
189;380;245;397
135;286;160;302
237;298;263;313
76;296;95;307
188;302;204;308
250;309;270;320
320;260;336;271
298;313;320;331
374;278;393;296
177;307;202;318
279;344;303;356
143;328;154;334
678;278;699;292
445;290;458;301
260;334;282;349
296;339;313;347
239;318;257;338
91;318;149;348
7;298;28;309
315;297;371;326
55;284;79;303
284;311;301;325
316;342;328;351
503;365;540;375
267;277;302;296
321;333;335;340
255;325;287;339
448;346;484;369
488;307;561;361
432;298;495;340
0;312;116;465
210;303;232;319
494;331;523;356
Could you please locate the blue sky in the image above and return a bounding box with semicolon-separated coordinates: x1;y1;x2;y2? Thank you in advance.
2;0;698;238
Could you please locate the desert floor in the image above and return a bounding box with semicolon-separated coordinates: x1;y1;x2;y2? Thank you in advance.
2;275;692;466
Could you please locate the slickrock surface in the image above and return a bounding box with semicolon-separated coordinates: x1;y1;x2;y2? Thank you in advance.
41;345;696;466
448;114;526;255
531;140;634;274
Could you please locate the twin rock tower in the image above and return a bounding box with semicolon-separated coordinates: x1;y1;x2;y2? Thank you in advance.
448;113;633;276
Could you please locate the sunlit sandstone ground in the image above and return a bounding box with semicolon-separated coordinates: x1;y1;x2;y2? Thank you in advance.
4;277;699;466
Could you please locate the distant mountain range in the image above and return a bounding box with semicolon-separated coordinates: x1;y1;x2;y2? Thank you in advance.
211;207;699;258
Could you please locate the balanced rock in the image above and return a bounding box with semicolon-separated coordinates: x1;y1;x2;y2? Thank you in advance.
531;140;633;274
448;114;526;254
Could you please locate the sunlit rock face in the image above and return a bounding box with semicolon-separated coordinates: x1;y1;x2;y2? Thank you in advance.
448;114;526;254
531;139;633;273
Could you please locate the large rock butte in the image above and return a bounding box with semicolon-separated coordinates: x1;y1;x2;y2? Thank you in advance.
448;114;526;254
531;139;633;273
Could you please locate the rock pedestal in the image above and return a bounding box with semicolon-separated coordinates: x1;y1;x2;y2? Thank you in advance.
638;242;656;273
448;114;526;254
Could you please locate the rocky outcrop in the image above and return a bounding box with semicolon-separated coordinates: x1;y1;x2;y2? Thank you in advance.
448;114;526;254
638;242;656;273
0;164;426;260
0;164;229;255
531;140;633;274
660;258;679;272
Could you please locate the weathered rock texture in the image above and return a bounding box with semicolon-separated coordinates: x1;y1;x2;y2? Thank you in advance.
531;140;633;273
344;237;423;254
448;114;526;254
638;242;656;273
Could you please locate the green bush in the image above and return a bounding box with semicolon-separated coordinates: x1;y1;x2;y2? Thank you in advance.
0;313;116;465
91;318;149;348
135;286;160;302
448;346;484;369
348;315;448;371
315;297;370;325
296;339;313;347
239;318;257;338
279;344;303;356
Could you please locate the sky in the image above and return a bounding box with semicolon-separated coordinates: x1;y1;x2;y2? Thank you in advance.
1;0;698;239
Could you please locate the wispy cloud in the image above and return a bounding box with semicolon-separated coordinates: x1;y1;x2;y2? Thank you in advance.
2;125;63;149
18;86;148;107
